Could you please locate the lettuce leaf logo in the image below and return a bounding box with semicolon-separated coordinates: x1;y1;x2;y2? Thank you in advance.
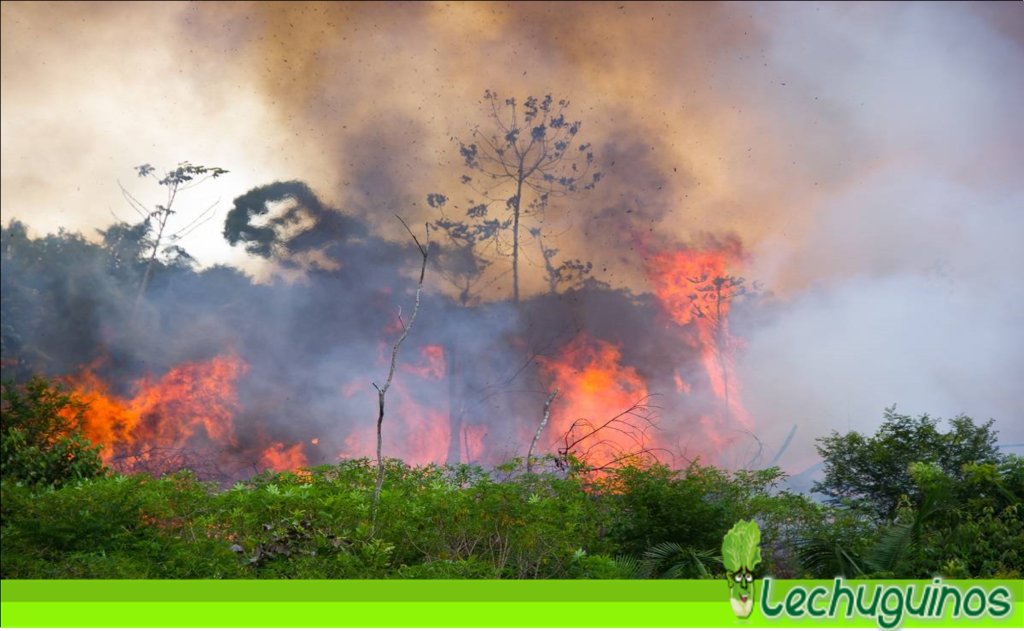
722;519;762;618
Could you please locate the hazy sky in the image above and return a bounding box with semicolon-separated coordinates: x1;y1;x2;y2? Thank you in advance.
3;1;1022;456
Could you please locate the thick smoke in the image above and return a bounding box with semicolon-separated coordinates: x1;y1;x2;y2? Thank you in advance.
3;180;738;477
2;2;1022;475
735;3;1024;467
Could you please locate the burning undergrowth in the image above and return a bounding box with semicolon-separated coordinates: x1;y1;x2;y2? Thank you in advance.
2;182;764;481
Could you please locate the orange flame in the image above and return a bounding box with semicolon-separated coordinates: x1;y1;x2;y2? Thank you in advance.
399;345;447;380
536;334;652;468
341;343;450;466
261;442;308;471
63;354;248;462
643;237;752;438
389;381;449;464
62;353;316;474
391;345;449;464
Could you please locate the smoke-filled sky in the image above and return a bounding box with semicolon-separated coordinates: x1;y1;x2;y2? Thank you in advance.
3;1;1022;464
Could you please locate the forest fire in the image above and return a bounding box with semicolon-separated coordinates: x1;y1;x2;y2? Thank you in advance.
643;237;752;436
339;344;451;466
536;334;656;469
47;241;759;478
400;345;447;380
391;345;449;464
2;0;1019;592
49;244;761;477
60;353;267;472
261;442;308;471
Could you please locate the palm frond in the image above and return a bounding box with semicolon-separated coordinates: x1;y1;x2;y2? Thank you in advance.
795;536;865;578
642;542;721;579
612;554;645;579
865;488;959;575
864;520;915;574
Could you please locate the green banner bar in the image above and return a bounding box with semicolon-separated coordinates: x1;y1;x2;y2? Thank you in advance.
2;580;1021;628
1;601;1021;628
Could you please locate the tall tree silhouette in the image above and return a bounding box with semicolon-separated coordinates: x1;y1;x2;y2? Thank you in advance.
687;274;748;419
456;91;602;302
120;161;227;315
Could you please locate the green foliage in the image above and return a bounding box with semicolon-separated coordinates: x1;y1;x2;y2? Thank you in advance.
797;416;1021;580
2;375;85;443
565;551;643;579
1;407;1019;580
1;377;105;488
1;428;105;490
1;473;239;578
641;542;718;579
812;407;1000;519
934;504;1023;579
601;462;738;558
0;457;816;579
2;459;609;579
861;488;959;577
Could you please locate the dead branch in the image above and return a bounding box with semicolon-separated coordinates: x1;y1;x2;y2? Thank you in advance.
372;217;431;513
473;319;580;406
107;445;234;482
554;394;672;474
526;388;558;473
734;428;765;470
766;424;798;469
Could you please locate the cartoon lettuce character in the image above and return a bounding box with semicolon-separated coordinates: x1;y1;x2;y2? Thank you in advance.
722;519;762;618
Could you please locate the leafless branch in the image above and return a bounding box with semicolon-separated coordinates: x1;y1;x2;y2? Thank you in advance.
117;180;151;220
554;394;669;474
372;217;431;514
169;198;220;241
526;388;558;473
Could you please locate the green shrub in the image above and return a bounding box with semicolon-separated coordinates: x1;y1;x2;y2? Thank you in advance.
1;415;1019;580
1;473;239;578
1;376;105;488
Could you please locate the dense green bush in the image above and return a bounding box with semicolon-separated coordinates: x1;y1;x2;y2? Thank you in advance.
603;462;736;559
1;376;105;488
796;454;1022;580
1;473;239;578
813;407;1001;519
1;396;1020;580
1;458;789;579
2;458;615;579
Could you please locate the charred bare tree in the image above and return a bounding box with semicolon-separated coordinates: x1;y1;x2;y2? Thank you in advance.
455;91;602;302
526;388;558;473
120;162;227;316
687;274;748;418
425;193;507;463
372;217;430;513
